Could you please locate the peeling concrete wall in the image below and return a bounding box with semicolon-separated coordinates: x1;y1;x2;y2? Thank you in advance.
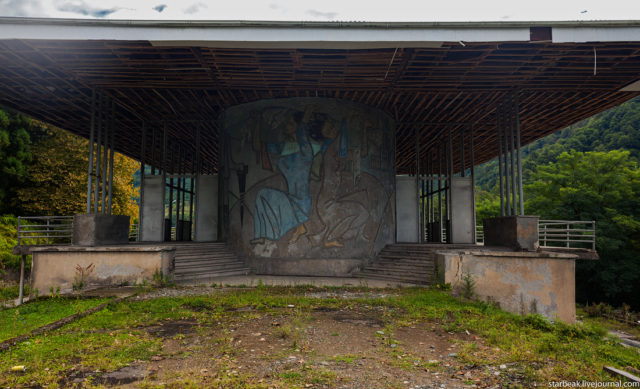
436;250;576;323
221;97;396;265
30;246;174;295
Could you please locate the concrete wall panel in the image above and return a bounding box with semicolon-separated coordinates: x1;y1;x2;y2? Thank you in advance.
437;250;576;322
30;246;174;295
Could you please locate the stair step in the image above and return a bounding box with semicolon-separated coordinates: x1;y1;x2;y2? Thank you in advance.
175;266;250;275
175;254;238;260
175;261;245;269
174;269;250;282
357;273;430;285
363;268;434;276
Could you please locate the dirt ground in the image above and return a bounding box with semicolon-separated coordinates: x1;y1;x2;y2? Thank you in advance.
93;305;509;389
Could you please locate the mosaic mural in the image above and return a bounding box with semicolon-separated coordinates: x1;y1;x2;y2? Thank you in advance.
221;97;396;259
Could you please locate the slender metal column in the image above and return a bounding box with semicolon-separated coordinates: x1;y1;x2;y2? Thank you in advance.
460;127;465;177
193;125;201;241
151;127;156;175
415;127;421;243
86;89;96;213
469;124;476;242
438;144;443;242
514;92;525;215
497;103;505;216
502;103;511;216
447;126;453;239
101;100;109;214
508;93;517;216
168;145;174;240
94;93;103;214
139;121;146;239
107;101;115;215
177;144;183;229
162;123;168;241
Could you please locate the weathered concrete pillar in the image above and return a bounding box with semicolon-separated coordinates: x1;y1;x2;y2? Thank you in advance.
450;177;475;244
140;175;165;242
194;174;218;242
396;175;418;243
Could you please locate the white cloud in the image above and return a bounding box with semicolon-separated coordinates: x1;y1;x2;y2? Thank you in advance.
0;0;638;21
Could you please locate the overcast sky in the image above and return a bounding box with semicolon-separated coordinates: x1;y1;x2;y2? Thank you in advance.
0;0;638;21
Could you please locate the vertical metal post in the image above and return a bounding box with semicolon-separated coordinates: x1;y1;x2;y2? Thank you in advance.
514;92;525;215
168;145;174;240
497;103;505;216
188;146;195;240
415;127;421;243
502;103;511;216
46;218;50;244
460;127;465;177
107;101;115;215
151;127;156;175
193;125;201;241
438;144;443;242
94;93;103;214
139;121;146;240
101;99;109;215
508;93;517;216
447;126;453;242
18;255;25;305
470;124;476;243
162;122;168;241
86;89;96;214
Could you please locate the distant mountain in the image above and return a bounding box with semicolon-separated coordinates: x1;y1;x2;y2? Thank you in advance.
475;96;640;193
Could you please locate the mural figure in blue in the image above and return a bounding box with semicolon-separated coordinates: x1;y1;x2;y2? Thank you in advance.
253;106;317;243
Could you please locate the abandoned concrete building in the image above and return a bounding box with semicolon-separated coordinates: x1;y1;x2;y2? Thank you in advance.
3;18;640;322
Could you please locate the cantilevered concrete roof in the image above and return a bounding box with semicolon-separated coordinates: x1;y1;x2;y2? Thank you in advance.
0;17;639;172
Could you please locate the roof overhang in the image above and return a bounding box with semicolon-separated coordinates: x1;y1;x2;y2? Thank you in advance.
0;17;639;172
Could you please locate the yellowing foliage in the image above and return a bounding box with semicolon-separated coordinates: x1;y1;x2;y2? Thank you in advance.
15;125;139;220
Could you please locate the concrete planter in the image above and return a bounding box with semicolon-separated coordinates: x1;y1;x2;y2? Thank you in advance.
483;215;539;251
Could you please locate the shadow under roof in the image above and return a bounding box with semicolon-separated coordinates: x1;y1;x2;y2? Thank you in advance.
0;17;639;173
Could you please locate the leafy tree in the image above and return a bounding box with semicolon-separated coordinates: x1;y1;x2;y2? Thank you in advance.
0;109;42;215
525;150;640;309
15;125;139;220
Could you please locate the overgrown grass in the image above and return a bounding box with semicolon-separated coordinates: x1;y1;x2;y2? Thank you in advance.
0;296;110;342
0;286;638;387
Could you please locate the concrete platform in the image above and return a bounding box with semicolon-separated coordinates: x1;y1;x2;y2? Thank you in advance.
176;275;422;288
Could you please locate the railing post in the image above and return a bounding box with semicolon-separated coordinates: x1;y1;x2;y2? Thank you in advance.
566;223;570;248
46;218;50;245
17;216;21;246
18;254;25;305
592;221;596;250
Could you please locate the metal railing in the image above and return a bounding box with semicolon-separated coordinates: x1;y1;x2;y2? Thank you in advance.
17;216;74;246
129;223;139;241
475;220;595;249
476;224;484;244
539;220;596;250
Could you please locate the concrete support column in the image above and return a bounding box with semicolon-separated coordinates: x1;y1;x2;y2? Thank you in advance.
396;175;419;243
140;175;165;242
194;174;218;242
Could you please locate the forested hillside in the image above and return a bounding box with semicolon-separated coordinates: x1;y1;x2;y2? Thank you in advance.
0;109;139;274
475;96;640;310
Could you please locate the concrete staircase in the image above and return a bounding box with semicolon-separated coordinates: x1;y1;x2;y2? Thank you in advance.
356;244;443;285
172;242;250;283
